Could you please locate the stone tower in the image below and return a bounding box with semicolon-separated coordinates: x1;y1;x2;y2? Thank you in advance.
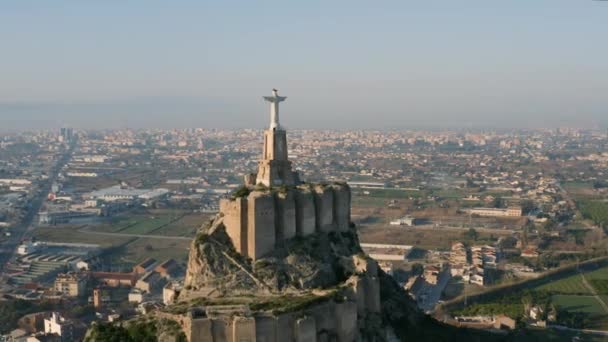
256;89;298;187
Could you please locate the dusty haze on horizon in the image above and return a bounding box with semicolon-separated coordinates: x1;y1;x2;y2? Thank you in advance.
1;1;607;131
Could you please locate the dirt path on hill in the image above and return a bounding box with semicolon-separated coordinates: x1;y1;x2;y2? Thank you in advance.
580;271;608;314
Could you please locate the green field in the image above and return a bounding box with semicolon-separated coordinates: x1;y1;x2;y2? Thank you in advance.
536;274;591;294
431;188;464;199
33;226;130;247
587;265;608;280
114;238;190;264
34;210;201;266
449;264;608;330
118;216;177;235
552;295;606;314
88;210;206;237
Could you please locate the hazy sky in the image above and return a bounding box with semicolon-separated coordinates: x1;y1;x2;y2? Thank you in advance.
1;1;607;131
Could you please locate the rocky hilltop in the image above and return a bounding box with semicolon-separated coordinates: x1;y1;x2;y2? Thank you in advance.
172;181;387;341
161;192;498;342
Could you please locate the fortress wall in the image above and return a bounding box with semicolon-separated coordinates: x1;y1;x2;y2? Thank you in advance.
255;316;277;342
335;301;358;342
365;276;382;313
248;191;276;260
295;316;317;342
313;185;334;233
188;317;213;342
220;198;248;256
352;277;367;316
346;274;381;316
309;301;337;335
294;188;316;237
276;190;296;242
330;184;351;232
183;300;363;342
212;319;230;342
276;313;295;342
233;316;256;342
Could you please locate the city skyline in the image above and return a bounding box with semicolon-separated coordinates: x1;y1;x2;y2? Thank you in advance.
1;1;607;130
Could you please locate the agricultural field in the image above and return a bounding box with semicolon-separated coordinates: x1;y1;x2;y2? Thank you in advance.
587;265;608;280
88;209;205;237
536;274;591;295
358;225;511;250
154;213;211;237
33;225;130;247
449;264;608;330
563;181;601;200
552;295;605;314
113;237;191;264
33;209;200;267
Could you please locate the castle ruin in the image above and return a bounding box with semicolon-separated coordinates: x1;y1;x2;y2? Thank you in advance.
219;89;351;260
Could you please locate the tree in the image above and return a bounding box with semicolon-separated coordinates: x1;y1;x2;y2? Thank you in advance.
463;228;479;241
492;197;505;209
411;263;424;276
520;199;535;215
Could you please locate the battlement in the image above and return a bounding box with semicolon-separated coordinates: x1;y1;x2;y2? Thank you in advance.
220;183;351;260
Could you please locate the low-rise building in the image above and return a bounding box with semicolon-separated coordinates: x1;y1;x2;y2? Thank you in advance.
54;272;87;297
90;272;136;287
133;258;157;275
465;207;522;217
44;312;74;342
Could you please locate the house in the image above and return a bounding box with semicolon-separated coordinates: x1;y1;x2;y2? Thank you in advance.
529;306;544;320
389;216;417;226
135;271;167;294
423;265;440;285
17;312;51;334
154;259;181;278
90;272;136;287
521;247;540;258
163;282;182;305
493;315;516;330
450;264;465;277
133;258;157;275
128;289;146;304
470;274;484;286
44;312;74;342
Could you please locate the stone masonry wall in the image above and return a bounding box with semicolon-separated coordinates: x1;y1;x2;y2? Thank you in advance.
294;187;316;237
221;183;351;260
313;185;334;233
247;191;276;260
219;198;248;256
181;298;363;342
331;183;351;232
275;189;296;242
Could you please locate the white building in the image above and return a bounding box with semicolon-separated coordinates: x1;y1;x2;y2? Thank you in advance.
390;216;417;226
17;241;40;255
44;312;73;342
88;185;169;202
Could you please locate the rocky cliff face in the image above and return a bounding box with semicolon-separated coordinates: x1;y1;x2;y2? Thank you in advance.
174;207;503;342
182;212;366;297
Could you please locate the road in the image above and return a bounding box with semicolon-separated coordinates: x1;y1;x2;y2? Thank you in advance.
549;324;608;337
0;143;75;273
77;226;191;241
365;223;517;235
